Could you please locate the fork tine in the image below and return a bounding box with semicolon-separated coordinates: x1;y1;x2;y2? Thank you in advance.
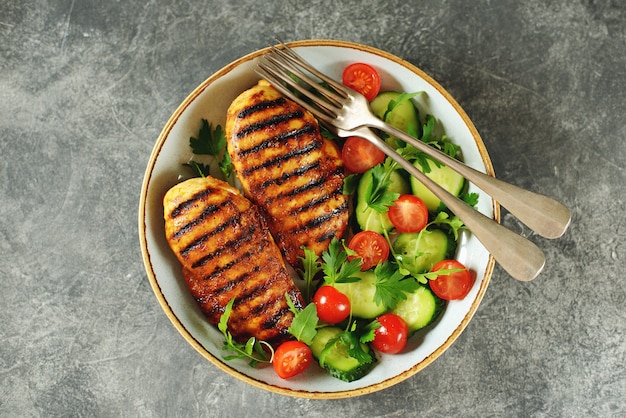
274;44;352;98
255;63;336;126
265;46;346;108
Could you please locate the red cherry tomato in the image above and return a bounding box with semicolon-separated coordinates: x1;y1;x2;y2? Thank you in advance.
341;136;386;174
342;63;381;101
429;259;473;300
273;340;313;379
372;313;409;354
348;230;390;271
387;194;429;233
313;285;351;324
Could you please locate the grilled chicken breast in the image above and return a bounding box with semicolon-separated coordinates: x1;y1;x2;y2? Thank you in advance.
163;176;304;347
226;80;348;267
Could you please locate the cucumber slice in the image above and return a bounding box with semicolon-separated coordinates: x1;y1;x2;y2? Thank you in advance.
355;168;410;234
310;327;376;382
370;91;421;148
392;285;445;334
410;158;465;212
334;270;386;319
393;229;455;274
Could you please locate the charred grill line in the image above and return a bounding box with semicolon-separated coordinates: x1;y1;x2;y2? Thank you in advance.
170;188;213;218
201;244;263;282
236;98;286;119
259;161;320;189
179;212;242;258
241;141;320;177
288;181;344;215
190;223;258;269
237;124;317;157
261;306;291;330
171;201;228;240
235;111;304;139
298;201;349;233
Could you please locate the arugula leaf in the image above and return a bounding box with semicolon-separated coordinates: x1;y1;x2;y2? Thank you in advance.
297;247;323;303
383;92;420;120
286;296;319;346
218;298;271;367
321;238;362;285
373;262;421;310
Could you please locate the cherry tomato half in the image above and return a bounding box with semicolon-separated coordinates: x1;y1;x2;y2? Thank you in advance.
348;230;390;271
387;194;429;233
313;285;351;324
372;313;409;354
342;63;381;101
341;136;386;174
273;340;313;379
429;259;473;300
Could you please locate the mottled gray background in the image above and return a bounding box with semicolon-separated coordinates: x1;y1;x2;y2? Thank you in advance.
1;0;624;416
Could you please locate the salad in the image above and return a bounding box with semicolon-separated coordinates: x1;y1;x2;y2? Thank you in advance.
182;61;478;382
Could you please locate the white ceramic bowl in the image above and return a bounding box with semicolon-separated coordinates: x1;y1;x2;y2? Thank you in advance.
138;39;498;399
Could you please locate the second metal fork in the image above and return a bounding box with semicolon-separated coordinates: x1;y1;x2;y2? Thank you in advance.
255;44;571;240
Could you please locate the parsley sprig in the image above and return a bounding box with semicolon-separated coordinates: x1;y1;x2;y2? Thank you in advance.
320;239;362;285
184;119;233;180
318;320;377;369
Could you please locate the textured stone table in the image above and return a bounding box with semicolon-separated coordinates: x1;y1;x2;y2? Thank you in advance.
1;1;624;416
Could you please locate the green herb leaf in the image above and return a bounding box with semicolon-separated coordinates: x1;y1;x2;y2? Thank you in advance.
373;262;421;310
217;298;272;367
342;173;361;195
429;212;465;241
297;247;323;303
183;160;211;178
321;238;362;285
287;297;319;346
383;92;420;120
364;164;400;214
190;119;224;156
462;192;479;207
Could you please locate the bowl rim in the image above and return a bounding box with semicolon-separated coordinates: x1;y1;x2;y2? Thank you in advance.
138;39;499;399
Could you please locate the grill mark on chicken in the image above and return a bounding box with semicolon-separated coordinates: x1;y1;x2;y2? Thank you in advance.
190;223;258;269
288;182;343;215
241;141;320;177
236;97;286;119
179;214;242;258
171;201;228;240
170;188;212;218
235;111;304;139
201;248;258;282
262;306;291;329
238;125;317;157
258;161;320;189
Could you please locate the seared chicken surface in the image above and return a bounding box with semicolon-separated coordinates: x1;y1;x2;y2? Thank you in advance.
226;80;348;267
163;176;304;347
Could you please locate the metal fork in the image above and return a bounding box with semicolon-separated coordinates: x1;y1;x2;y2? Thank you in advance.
256;45;570;281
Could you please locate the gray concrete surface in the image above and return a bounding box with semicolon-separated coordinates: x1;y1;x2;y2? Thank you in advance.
1;0;624;416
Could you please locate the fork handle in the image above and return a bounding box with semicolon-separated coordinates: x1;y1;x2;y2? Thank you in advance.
368;120;571;240
354;127;546;282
